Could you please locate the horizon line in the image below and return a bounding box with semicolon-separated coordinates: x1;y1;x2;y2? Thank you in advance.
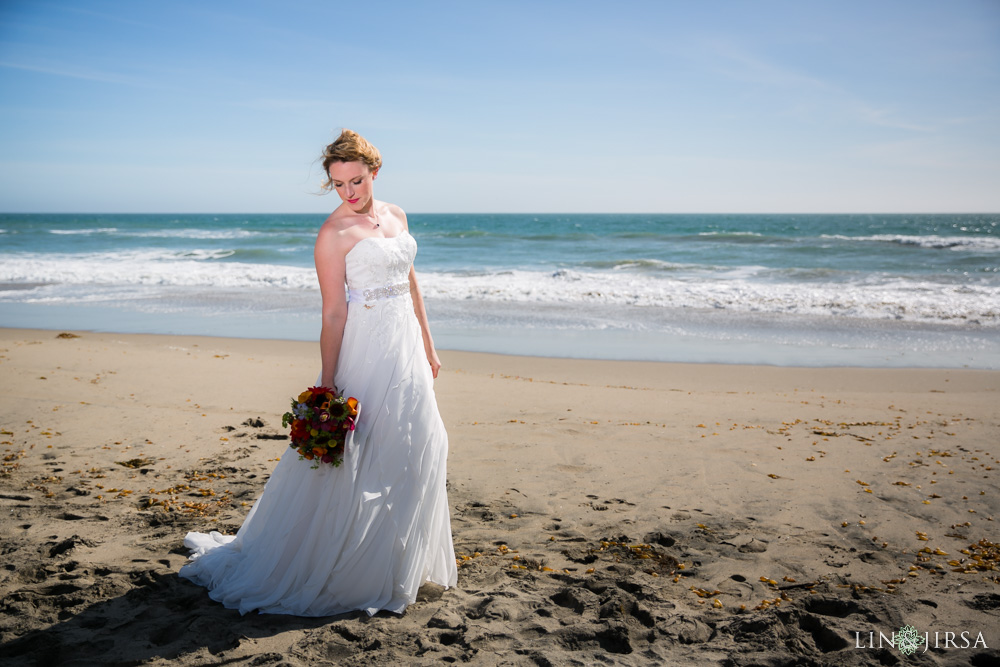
3;211;999;217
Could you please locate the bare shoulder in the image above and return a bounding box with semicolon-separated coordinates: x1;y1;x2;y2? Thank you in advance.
384;202;406;218
383;202;408;231
320;205;353;231
315;212;354;257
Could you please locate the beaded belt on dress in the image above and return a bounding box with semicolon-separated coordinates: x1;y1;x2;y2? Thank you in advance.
348;282;409;303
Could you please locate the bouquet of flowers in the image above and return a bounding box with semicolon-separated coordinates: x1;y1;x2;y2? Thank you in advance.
281;386;359;468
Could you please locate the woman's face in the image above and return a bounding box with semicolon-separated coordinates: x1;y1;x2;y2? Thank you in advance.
329;161;377;214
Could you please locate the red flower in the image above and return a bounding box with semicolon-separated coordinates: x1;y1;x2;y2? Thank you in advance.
308;386;334;400
290;420;308;439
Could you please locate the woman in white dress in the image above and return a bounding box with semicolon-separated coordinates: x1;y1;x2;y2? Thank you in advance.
179;129;457;617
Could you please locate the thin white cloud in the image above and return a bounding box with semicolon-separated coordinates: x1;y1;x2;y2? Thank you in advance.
0;59;151;87
701;38;935;132
238;98;342;111
842;136;1000;170
54;4;156;30
848;103;933;132
705;39;831;90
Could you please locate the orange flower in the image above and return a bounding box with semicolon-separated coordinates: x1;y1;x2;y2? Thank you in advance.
347;397;359;415
312;447;325;457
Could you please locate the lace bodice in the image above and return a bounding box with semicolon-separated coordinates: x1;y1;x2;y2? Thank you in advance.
345;232;416;293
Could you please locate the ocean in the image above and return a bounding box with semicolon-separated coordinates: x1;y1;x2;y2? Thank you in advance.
1;212;998;368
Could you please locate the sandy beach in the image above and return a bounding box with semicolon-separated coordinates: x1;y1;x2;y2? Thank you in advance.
1;327;998;666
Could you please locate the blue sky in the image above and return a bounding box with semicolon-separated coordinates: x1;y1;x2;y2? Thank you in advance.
1;0;998;213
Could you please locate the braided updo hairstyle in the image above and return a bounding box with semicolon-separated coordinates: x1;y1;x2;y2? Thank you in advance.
320;129;382;191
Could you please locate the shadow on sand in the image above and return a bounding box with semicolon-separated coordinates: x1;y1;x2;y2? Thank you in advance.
0;560;373;667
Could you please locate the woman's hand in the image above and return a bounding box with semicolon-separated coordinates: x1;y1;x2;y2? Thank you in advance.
426;347;441;379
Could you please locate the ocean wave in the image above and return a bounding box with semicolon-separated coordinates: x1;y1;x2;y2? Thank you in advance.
124;228;266;240
575;259;771;279
821;234;1000;251
45;227;274;240
421;229;494;239
767;266;854;281
419;269;1000;325
180;249;237;260
580;258;684;272
0;252;316;289
2;252;998;325
688;232;794;245
524;232;602;241
49;228;118;235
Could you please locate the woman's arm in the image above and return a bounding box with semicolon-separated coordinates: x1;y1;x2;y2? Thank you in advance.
408;265;441;378
396;207;441;378
314;223;349;389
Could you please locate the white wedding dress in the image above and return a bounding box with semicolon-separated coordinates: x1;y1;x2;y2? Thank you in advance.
179;231;457;616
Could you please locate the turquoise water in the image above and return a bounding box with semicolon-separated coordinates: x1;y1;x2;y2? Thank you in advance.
1;212;998;367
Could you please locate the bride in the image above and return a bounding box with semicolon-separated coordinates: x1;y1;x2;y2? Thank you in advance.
179;129;458;616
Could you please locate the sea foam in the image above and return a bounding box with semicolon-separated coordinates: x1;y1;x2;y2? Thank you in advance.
2;250;997;325
821;234;1000;251
420;269;1000;325
0;251;315;290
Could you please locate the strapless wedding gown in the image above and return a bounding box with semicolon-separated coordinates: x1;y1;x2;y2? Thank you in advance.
179;231;457;616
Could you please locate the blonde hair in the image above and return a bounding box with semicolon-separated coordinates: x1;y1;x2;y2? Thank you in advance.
320;129;382;191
